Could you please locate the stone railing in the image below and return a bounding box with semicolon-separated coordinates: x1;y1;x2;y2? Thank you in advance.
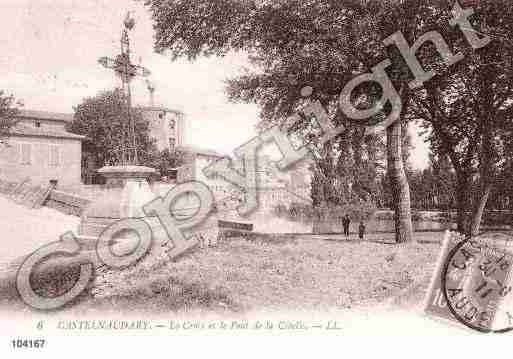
0;177;91;216
45;190;91;217
0;177;55;209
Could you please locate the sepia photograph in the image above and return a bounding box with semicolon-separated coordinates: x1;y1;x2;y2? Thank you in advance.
0;0;512;355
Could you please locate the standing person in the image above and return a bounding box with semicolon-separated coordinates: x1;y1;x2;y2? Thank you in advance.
343;214;351;236
358;221;366;240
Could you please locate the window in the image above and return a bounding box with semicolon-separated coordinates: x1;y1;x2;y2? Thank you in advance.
49;145;60;166
35;121;41;128
20;143;32;164
169;119;175;130
168;137;175;152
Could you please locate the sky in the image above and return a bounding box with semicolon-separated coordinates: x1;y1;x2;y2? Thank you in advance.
0;0;430;169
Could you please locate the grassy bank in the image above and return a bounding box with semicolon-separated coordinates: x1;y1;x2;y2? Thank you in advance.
0;234;442;316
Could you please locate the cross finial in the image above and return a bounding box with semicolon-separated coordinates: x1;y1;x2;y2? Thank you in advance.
124;11;135;31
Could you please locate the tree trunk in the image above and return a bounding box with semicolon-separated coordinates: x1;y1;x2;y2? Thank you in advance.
386;120;413;243
470;124;494;237
470;184;492;237
454;175;470;233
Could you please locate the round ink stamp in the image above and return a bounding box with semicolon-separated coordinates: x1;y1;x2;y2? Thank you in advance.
441;233;513;333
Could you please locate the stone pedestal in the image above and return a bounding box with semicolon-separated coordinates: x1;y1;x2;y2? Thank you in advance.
79;166;157;236
79;165;161;297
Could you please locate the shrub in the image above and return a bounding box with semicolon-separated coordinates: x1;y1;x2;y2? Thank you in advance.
273;204;288;218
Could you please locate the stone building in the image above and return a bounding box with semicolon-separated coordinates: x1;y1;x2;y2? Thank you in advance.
0;110;85;187
140;106;185;153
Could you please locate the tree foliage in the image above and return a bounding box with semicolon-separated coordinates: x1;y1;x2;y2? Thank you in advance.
69;88;157;167
408;154;457;210
145;0;416;240
405;0;513;233
0;90;22;143
146;148;184;177
145;0;513;237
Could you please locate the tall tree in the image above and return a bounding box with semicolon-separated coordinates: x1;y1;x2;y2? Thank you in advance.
408;154;457;210
309;126;385;207
145;0;415;242
0;90;22;144
407;0;513;234
69;88;158;167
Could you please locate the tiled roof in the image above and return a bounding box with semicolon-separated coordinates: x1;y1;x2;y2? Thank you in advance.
10;123;86;140
17;109;74;123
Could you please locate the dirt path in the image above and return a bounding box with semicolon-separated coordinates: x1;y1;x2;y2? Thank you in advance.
0;195;79;269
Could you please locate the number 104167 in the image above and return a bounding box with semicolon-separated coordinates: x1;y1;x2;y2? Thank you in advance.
11;339;45;349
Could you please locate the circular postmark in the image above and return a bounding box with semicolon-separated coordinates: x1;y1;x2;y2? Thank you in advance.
441;233;513;333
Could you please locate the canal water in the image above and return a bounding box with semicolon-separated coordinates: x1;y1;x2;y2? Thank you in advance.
313;218;456;234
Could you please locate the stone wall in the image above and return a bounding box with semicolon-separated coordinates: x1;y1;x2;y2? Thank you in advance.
45;190;90;217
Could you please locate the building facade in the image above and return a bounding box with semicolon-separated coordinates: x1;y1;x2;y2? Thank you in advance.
140;106;185;153
0;110;85;187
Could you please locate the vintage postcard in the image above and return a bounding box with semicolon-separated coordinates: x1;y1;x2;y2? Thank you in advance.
0;0;512;356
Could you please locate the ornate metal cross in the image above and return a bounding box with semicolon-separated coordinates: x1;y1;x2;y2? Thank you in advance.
98;12;151;165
